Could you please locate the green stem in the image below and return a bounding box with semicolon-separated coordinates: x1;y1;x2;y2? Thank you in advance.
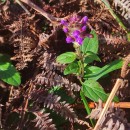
101;0;128;32
74;44;95;127
80;90;95;127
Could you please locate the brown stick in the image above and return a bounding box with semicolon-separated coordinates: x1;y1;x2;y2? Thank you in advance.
15;0;31;15
73;102;130;109
93;78;123;130
20;0;64;23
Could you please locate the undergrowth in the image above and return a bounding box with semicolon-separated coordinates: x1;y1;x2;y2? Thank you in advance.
0;0;130;130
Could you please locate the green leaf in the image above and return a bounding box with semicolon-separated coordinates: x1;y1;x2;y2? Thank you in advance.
80;30;98;54
82;79;108;102
84;66;101;75
84;59;123;80
84;66;109;78
0;54;21;86
0;62;21;86
84;51;100;64
64;62;79;75
112;95;119;102
56;52;76;64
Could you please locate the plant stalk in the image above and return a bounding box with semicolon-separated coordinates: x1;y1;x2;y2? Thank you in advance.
101;0;128;32
80;90;95;127
74;44;95;127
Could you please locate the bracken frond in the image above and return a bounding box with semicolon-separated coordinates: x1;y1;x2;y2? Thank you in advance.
113;0;130;24
30;90;78;123
121;54;130;78
35;50;81;92
44;93;77;122
118;54;130;99
34;71;80;92
87;100;130;130
33;111;56;130
99;32;128;45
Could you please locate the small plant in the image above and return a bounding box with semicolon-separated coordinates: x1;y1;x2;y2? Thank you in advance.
1;1;130;130
56;14;122;126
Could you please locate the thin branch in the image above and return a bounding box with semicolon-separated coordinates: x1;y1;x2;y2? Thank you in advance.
73;102;130;109
15;0;31;15
20;0;66;23
93;78;123;130
100;0;128;33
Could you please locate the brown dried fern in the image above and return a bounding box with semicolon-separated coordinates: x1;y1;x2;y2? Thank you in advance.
30;90;77;123
117;54;130;99
121;54;130;78
87;100;130;130
35;50;80;92
113;0;130;25
99;32;128;45
33;111;56;130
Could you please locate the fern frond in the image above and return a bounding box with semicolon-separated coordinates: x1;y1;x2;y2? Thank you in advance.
99;32;128;44
33;111;56;130
121;54;130;78
114;0;130;24
35;71;80;92
44;93;77;122
31;91;78;123
87;100;130;130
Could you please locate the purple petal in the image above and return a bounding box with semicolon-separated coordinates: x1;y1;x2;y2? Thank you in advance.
63;27;68;33
76;36;83;45
61;20;68;26
66;36;74;43
81;16;88;24
72;30;80;38
81;25;87;31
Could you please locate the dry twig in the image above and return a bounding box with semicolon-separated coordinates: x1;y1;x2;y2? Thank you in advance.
94;78;123;130
19;0;68;23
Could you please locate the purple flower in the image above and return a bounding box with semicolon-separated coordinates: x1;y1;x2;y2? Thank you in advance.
61;15;91;45
66;36;74;43
72;30;80;38
81;25;87;32
81;16;88;24
63;27;68;33
61;20;68;26
76;36;83;45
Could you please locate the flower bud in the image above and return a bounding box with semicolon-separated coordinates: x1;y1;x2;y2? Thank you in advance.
81;16;88;24
72;30;80;38
63;27;68;33
66;36;74;43
61;15;91;45
81;25;87;32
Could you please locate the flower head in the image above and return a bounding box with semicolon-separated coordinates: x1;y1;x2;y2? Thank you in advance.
61;14;91;45
72;30;80;38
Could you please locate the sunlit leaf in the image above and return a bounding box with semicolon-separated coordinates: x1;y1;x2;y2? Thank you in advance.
56;52;77;64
